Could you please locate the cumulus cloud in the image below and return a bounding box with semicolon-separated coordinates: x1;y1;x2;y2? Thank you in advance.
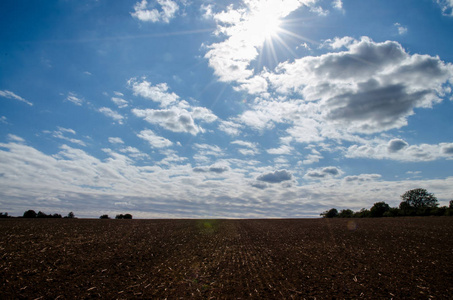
257;169;292;183
394;23;408;35
137;129;173;148
66;92;84;106
193;164;229;174
45;127;86;147
332;0;344;13
108;137;124;144
266;145;294;155
129;79;179;107
131;79;217;135
118;146;150;160
132;107;201;135
388;139;409;153
302;148;323;165
266;37;453;134
305;166;342;179
250;181;268;189
218;120;243;136
194;143;224;157
131;0;179;23
231;140;260;155
204;0;315;84
2;137;453;218
111;97;128;108
347;140;453;161
436;0;453;16
343;174;381;182
0;90;33;106
99;107;124;124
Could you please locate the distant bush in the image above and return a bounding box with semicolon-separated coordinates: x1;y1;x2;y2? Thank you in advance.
115;214;133;219
100;214;110;219
0;212;10;218
64;212;75;219
320;208;338;218
370;202;390;218
338;209;354;218
23;210;37;218
353;208;370;218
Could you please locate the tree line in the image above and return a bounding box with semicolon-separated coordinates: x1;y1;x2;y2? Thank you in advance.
321;188;453;218
0;210;133;219
99;214;133;219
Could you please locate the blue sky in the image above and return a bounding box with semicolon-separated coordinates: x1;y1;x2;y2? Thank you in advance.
1;0;453;218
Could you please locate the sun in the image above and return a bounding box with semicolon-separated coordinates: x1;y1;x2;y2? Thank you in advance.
246;10;282;43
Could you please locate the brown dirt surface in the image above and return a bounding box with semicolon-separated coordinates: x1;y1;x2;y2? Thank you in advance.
1;217;452;299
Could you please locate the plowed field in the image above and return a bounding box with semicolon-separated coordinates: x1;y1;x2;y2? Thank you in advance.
1;218;452;299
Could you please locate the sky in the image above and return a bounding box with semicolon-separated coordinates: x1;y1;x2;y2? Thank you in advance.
1;0;453;218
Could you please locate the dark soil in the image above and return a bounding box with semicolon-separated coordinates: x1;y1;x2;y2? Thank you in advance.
1;217;452;299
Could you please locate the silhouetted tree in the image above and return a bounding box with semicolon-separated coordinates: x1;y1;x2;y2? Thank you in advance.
353;208;370;218
321;208;338;218
115;214;133;219
370;202;390;218
0;212;9;218
65;212;75;219
52;213;62;218
450;200;453;209
100;214;110;219
37;211;48;218
400;188;438;209
339;209;354;218
23;210;37;218
384;207;400;217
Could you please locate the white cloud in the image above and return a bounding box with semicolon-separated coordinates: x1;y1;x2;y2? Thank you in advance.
332;0;344;13
118;146;150;160
257;169;293;183
132;107;201;135
7;134;25;143
66;92;84;106
99;107;124;124
131;80;217;135
346;140;453;162
1;137;453;218
108;137;124;144
343;174;381;183
131;0;179;23
266;145;294;155
231;140;260;155
321;36;355;49
204;0;315;84
193;163;229;174
394;23;408;35
266;37;453;134
111;97;128;108
305;166;343;179
137;129;173;148
0;90;33;106
302;148;323;164
129;79;179;107
191;107;218;123
436;0;453;16
218;120;243;136
46;127;86;147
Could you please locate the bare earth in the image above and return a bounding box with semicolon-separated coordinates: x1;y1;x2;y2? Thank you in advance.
1;217;452;299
